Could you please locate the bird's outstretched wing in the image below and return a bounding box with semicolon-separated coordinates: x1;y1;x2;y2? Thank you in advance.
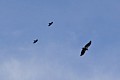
85;41;91;48
80;49;86;56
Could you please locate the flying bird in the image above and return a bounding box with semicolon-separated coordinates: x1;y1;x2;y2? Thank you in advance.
48;22;53;26
80;41;91;56
33;39;38;44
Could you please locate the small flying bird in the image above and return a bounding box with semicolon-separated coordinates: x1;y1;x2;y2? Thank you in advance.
48;22;53;26
33;39;38;44
80;41;91;56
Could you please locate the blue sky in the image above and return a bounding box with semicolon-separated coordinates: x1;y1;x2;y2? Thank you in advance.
0;0;120;80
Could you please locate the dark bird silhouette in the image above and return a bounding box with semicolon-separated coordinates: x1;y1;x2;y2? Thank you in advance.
48;22;53;26
33;39;38;44
80;41;91;56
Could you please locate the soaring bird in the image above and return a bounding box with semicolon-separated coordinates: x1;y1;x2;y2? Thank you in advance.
48;22;53;26
80;41;91;56
33;39;38;44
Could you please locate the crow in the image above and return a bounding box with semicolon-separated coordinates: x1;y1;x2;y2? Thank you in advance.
80;41;91;56
48;22;53;26
33;39;38;44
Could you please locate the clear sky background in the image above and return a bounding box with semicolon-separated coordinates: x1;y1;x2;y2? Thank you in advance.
0;0;120;80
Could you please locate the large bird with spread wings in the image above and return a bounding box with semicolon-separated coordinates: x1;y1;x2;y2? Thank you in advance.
48;22;53;26
80;41;91;56
33;39;38;44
